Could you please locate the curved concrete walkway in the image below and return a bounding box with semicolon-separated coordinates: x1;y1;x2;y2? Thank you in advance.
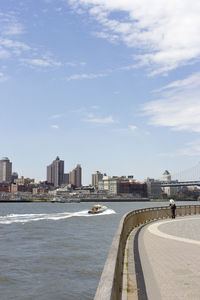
138;216;200;300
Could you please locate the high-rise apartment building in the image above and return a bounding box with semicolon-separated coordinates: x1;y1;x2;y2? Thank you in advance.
47;156;64;187
63;173;69;185
92;171;103;188
69;164;82;187
0;157;12;183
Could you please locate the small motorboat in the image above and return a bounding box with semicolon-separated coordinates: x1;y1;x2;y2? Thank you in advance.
88;204;107;214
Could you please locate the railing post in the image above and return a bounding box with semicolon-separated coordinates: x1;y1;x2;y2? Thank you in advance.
189;206;191;215
179;206;182;216
184;206;187;216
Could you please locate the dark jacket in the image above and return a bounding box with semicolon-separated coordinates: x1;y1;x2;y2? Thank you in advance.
170;204;176;210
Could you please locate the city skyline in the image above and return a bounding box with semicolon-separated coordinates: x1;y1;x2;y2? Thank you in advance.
1;154;199;186
1;1;200;185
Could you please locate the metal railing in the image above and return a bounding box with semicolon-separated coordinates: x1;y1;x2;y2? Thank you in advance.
94;205;200;300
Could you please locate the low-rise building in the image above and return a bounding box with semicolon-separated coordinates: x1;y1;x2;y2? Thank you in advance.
14;176;35;185
98;176;121;194
0;183;11;193
119;181;147;197
98;175;146;196
145;178;162;198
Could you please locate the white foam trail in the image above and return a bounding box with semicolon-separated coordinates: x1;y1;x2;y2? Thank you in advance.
0;209;116;224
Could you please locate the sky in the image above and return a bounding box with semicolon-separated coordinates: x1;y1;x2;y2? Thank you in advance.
1;0;200;184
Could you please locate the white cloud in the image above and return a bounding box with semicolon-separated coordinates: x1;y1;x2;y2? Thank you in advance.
0;31;31;60
160;140;200;157
55;7;63;12
49;114;64;119
69;0;200;74
129;125;137;131
154;73;200;93
67;72;107;80
0;12;62;71
0;13;24;36
0;48;10;59
112;125;138;134
84;115;115;124
51;125;59;129
0;72;9;82
72;106;116;125
142;72;200;133
0;39;30;50
92;31;118;43
182;140;200;156
65;61;86;67
2;23;24;36
0;14;31;60
20;57;62;68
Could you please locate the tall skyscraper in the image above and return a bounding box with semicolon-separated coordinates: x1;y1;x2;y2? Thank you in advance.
0;157;12;183
92;171;103;188
75;164;82;187
47;156;64;187
69;164;82;187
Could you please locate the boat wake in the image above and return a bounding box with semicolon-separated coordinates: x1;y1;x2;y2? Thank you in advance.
0;209;116;225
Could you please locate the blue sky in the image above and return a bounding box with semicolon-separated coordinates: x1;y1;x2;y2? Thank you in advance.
1;0;200;184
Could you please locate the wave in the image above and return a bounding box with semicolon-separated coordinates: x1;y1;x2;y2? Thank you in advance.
0;209;116;225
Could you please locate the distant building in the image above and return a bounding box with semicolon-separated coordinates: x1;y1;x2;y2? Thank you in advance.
0;182;11;192
69;164;82;188
145;178;162;198
162;170;171;182
98;175;147;196
14;176;34;185
47;156;64;187
11;176;35;194
98;176;120;194
11;172;18;183
92;171;103;188
119;181;147;197
0;157;12;183
69;168;76;187
161;170;179;196
63;173;69;185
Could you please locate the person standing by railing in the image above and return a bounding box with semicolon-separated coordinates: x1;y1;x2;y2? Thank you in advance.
169;199;176;219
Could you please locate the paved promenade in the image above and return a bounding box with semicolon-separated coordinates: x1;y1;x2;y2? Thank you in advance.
138;216;200;300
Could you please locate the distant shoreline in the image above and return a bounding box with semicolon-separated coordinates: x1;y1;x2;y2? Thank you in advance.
0;198;198;203
0;199;149;203
0;199;50;203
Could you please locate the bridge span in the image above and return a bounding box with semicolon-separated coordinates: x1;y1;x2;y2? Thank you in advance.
161;180;200;187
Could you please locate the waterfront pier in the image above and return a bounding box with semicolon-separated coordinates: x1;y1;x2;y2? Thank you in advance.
94;205;200;300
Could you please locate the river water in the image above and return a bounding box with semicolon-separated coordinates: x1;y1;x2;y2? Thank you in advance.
0;201;197;300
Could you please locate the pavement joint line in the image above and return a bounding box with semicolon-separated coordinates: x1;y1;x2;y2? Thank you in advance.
148;216;200;245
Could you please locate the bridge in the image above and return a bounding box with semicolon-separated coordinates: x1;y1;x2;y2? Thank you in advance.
170;162;200;181
161;180;200;187
159;162;200;187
